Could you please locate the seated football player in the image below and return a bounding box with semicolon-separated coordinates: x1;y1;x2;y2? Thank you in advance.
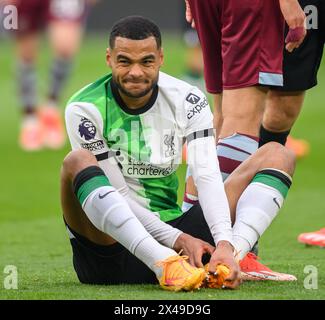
11;0;96;151
62;16;295;290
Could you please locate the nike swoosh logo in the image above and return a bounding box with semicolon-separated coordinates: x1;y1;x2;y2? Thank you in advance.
273;198;281;209
98;191;114;199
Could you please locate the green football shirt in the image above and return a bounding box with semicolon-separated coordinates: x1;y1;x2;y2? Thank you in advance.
66;71;213;222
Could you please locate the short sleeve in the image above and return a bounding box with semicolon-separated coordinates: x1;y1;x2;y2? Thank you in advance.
65;102;109;160
184;87;214;139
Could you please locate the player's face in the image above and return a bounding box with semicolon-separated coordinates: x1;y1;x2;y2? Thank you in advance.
107;36;164;99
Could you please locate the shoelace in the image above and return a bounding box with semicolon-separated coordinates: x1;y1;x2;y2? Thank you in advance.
155;255;189;268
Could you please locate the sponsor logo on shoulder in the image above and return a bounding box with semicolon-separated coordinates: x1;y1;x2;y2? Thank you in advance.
186;93;201;104
78;117;96;141
187;97;209;120
81;140;105;152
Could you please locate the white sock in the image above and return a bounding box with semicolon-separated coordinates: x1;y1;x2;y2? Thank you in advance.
233;181;286;260
83;186;177;278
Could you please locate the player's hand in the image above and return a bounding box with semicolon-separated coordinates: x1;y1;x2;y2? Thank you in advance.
185;0;195;29
174;233;215;268
279;0;307;52
209;241;241;289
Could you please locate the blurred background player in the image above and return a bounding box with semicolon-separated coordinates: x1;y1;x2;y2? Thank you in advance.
258;0;324;248
182;0;306;281
10;0;96;151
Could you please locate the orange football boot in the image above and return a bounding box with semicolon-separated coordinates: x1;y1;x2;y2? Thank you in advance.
19;115;44;151
39;105;66;149
156;255;206;292
202;264;231;289
286;135;310;159
298;228;325;247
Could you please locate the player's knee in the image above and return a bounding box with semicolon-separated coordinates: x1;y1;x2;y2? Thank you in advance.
63;149;93;165
263;111;287;131
52;27;82;58
264;94;302;131
264;111;298;132
283;147;296;177
262;142;296;176
62;149;97;179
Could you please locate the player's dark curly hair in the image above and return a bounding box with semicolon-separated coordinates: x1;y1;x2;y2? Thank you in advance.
109;16;162;49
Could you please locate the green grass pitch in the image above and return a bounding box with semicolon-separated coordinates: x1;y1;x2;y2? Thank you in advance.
0;35;325;300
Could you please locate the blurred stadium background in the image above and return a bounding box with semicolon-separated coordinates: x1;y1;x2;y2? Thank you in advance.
0;0;324;299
